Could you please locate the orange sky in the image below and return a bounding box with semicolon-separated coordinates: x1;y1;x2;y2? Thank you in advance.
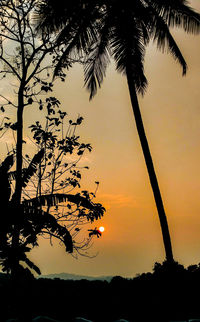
1;0;200;277
30;0;200;277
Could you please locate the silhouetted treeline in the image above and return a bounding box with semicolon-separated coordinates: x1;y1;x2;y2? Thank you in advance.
1;262;200;322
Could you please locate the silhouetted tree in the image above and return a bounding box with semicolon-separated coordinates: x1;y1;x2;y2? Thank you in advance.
37;0;200;263
0;113;105;276
0;0;105;277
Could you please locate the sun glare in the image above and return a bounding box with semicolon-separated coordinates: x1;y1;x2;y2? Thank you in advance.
99;226;105;233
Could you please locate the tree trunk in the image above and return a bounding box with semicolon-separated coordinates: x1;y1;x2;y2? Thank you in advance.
126;69;174;263
11;87;24;276
15;90;24;203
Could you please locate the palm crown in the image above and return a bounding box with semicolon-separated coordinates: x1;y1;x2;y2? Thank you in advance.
37;0;200;96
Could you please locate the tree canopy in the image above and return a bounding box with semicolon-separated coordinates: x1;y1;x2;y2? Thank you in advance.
0;0;105;277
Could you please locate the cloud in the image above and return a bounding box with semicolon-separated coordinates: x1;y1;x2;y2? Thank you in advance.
99;193;138;209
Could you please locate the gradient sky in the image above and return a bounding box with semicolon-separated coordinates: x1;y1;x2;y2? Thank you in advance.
2;0;200;277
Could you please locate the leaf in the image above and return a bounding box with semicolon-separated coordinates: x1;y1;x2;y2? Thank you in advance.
76;116;84;125
28;98;33;105
23;257;41;275
0;154;14;172
0;154;13;204
22;149;45;187
77;150;84;155
10;122;18;131
88;228;102;238
24;193;105;221
25;207;73;253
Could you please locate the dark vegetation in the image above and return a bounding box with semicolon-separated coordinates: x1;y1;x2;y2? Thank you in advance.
0;2;200;321
1;261;200;322
0;0;105;278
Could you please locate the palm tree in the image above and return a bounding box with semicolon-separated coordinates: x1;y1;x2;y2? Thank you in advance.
37;0;200;263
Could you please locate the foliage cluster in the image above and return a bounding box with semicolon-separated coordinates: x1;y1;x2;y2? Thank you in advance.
0;110;105;276
0;0;105;277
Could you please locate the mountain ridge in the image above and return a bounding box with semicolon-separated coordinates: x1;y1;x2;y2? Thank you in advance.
39;272;114;281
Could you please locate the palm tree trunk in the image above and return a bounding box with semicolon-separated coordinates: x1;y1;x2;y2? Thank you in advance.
126;69;174;263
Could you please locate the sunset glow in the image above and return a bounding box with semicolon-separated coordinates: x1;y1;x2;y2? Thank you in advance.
99;226;105;233
2;0;199;279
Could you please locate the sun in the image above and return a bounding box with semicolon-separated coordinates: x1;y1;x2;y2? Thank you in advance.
99;226;105;233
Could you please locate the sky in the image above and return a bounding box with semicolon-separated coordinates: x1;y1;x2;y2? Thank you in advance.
1;0;200;278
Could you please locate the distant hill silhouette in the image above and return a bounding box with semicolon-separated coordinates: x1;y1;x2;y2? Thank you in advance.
39;272;113;282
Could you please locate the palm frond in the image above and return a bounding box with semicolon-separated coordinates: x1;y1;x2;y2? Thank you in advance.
53;33;79;78
111;22;148;95
84;18;111;100
22;148;44;188
148;5;187;75
35;0;74;33
148;0;200;34
38;1;100;79
53;22;99;78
